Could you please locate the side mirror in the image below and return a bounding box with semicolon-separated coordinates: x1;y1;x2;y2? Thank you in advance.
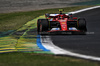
45;13;50;17
68;13;72;16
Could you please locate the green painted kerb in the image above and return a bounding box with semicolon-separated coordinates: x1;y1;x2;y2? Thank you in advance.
0;15;53;54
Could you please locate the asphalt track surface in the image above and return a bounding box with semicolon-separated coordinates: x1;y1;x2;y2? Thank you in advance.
50;8;100;57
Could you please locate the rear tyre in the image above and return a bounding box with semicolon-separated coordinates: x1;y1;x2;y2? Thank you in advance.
78;18;87;31
37;19;49;34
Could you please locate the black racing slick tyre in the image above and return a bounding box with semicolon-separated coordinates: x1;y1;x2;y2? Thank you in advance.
37;19;49;34
78;18;87;31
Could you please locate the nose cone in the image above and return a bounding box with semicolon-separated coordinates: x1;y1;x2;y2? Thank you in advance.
61;22;67;31
58;18;68;31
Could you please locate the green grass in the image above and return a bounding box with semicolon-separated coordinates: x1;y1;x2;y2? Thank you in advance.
0;5;93;32
0;52;100;66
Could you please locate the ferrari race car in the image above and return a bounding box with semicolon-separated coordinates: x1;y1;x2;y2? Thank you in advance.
37;9;87;35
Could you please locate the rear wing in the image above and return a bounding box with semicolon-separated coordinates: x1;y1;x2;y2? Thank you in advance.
45;13;69;18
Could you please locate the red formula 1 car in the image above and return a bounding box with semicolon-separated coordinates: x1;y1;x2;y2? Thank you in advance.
37;9;87;35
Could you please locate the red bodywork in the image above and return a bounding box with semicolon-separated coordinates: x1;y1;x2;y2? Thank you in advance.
46;14;80;32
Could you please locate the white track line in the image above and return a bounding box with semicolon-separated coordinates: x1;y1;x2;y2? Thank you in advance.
69;6;100;14
41;35;100;61
40;6;100;61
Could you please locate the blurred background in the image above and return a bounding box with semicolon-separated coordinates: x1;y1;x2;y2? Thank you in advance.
0;0;99;13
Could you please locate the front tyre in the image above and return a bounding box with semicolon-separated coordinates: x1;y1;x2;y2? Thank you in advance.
37;19;49;34
78;18;87;31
